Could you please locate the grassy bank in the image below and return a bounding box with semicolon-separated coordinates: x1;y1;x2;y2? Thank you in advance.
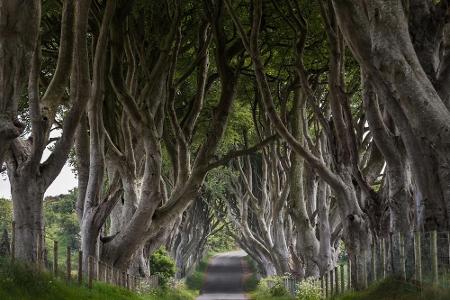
0;259;196;300
185;255;211;291
336;278;450;300
242;256;259;293
244;257;294;300
248;291;294;300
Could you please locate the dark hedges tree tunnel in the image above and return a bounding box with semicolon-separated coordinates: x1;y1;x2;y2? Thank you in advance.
1;0;450;292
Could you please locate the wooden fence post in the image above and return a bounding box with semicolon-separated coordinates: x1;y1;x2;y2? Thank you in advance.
399;232;406;280
334;266;339;295
78;251;83;285
126;273;130;290
103;263;107;282
11;221;15;261
36;234;41;269
88;256;94;289
108;265;112;284
325;271;329;299
380;238;386;279
116;269;122;286
448;233;450;277
331;268;334;296
320;276;324;298
347;260;351;290
431;230;438;285
414;231;422;282
96;258;100;281
340;264;345;293
66;247;71;281
371;242;377;282
53;241;58;276
363;252;368;289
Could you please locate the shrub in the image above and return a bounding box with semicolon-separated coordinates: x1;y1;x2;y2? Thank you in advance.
296;277;322;300
149;248;176;288
258;275;289;297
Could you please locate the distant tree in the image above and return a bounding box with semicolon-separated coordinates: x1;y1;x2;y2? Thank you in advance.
0;199;12;233
0;229;10;256
44;189;80;249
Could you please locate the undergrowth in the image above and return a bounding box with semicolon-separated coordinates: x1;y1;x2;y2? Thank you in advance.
243;256;259;292
336;278;450;300
185;254;211;291
0;258;196;300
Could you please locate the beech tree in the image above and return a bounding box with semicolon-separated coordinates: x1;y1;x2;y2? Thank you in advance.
74;0;269;274
1;0;92;262
331;0;450;231
169;194;222;278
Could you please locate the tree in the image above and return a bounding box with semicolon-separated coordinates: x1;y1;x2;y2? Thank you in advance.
331;0;450;231
1;0;91;262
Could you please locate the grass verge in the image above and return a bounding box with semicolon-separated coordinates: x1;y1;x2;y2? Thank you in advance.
0;258;196;300
185;254;212;291
248;290;294;300
242;256;258;292
336;278;450;300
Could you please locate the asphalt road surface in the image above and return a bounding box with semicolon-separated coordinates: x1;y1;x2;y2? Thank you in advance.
196;250;249;300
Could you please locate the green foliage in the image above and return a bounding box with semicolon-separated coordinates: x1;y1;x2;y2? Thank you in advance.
243;257;258;292
206;228;236;254
149;248;176;288
335;278;450;300
0;199;12;233
0;258;139;300
295;277;322;300
185;257;210;291
250;288;295;300
184;270;205;291
258;275;290;297
142;286;197;300
0;191;80;250
44;189;80;252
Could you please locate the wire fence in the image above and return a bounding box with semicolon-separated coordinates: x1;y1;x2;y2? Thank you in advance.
2;221;159;292
278;230;450;298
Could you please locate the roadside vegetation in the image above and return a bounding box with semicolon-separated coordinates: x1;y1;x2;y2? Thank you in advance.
249;275;450;300
0;258;196;300
185;258;210;291
336;278;450;300
249;275;295;300
242;256;259;293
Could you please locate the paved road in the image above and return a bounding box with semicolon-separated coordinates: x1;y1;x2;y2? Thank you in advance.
196;250;249;300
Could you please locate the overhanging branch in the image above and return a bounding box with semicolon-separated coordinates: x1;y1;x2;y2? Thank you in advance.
205;135;278;171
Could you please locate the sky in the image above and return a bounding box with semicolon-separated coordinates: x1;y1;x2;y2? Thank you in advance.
0;131;78;199
0;163;78;199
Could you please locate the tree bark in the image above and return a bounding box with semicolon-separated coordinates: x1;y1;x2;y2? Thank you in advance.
331;0;450;230
0;0;40;165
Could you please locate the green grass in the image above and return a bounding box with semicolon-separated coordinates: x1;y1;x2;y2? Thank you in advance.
335;278;450;300
243;256;258;292
185;255;211;291
142;287;198;300
248;290;295;300
0;258;196;300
